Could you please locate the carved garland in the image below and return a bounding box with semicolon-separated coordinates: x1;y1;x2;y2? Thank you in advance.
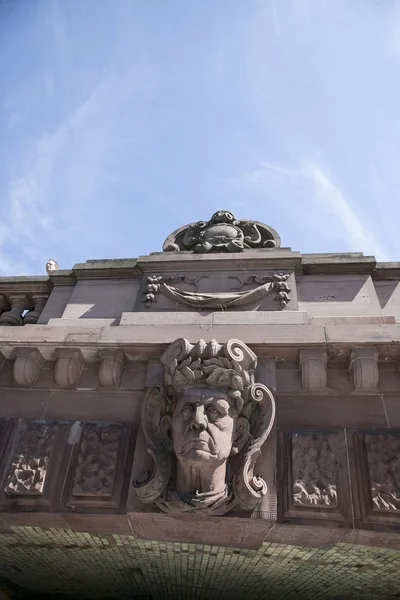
143;273;290;310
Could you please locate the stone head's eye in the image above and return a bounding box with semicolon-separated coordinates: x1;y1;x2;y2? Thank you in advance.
207;407;220;419
181;405;194;419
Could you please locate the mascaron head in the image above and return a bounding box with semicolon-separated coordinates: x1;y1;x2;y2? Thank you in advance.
134;338;275;513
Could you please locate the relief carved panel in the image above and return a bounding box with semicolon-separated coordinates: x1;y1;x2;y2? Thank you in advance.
61;423;135;512
5;423;59;495
72;425;122;497
0;420;69;510
292;433;337;507
365;434;400;512
279;429;351;527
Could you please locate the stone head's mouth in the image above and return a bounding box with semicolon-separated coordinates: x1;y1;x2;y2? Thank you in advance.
180;438;217;455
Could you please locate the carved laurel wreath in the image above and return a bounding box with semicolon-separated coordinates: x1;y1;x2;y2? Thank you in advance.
133;338;275;513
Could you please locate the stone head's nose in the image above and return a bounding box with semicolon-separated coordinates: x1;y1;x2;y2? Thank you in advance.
189;406;207;431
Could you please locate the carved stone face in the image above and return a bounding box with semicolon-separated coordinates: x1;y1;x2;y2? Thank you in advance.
171;387;236;469
46;259;59;273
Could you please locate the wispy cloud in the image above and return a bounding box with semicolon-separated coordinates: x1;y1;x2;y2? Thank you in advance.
303;161;390;261
0;82;105;274
236;158;389;261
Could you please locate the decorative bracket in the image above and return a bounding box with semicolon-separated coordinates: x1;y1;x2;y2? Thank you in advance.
299;348;327;393
350;347;379;393
99;348;126;387
55;348;84;388
13;348;45;387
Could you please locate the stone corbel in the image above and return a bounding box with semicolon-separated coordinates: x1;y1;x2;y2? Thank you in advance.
13;348;45;386
55;348;84;388
98;348;126;387
350;347;379;393
0;295;31;326
23;295;48;325
300;348;327;392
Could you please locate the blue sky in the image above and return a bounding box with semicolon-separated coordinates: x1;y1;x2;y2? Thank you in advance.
1;0;400;275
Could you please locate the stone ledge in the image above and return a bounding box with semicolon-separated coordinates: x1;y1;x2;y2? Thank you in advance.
71;259;142;280
1;512;399;550
120;311;309;326
301;254;376;274
2;324;400;350
138;249;302;272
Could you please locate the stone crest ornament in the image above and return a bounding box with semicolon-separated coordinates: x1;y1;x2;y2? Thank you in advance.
133;338;275;515
163;210;281;253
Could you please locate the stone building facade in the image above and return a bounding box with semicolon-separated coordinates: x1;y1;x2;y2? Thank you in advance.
0;211;399;599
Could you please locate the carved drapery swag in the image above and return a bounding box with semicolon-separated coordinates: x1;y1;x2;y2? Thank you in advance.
133;338;275;515
144;273;290;310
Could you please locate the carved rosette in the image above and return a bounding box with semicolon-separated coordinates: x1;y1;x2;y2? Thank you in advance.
133;338;275;515
350;347;379;393
300;348;327;393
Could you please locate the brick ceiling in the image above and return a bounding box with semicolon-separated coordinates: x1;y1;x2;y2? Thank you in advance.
0;527;399;599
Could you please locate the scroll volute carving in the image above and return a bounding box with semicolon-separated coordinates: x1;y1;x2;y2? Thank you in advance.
133;338;275;515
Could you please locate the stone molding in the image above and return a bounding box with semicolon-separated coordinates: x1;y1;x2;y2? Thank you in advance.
300;348;327;393
350;347;379;393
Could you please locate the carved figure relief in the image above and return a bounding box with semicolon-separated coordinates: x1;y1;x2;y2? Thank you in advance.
143;273;290;310
73;425;121;497
133;338;275;515
291;433;337;507
163;210;281;253
5;423;59;495
366;434;400;511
